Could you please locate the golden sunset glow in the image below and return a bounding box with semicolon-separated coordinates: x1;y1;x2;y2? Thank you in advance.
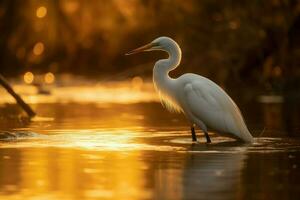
0;1;299;200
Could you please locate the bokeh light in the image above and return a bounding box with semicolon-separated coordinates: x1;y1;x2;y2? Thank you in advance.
36;6;47;18
23;72;34;84
44;72;55;84
33;42;44;56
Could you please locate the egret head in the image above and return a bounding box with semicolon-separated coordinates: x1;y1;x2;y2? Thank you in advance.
126;36;178;55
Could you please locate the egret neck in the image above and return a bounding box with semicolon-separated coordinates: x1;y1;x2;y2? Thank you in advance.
153;41;182;98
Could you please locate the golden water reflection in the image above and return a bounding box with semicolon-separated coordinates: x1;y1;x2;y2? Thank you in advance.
0;148;151;200
1;81;300;199
0;101;251;200
0;144;249;200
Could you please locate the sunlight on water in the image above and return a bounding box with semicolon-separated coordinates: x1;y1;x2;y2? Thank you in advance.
0;147;154;200
1;80;300;200
0;128;250;200
0;129;186;152
0;80;159;104
31;116;55;122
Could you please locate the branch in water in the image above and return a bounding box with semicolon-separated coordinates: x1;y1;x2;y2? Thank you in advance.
0;74;36;118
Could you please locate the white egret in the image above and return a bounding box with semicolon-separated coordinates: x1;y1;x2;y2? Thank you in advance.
126;37;254;143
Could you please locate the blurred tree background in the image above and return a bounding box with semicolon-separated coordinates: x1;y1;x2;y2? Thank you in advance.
0;0;300;95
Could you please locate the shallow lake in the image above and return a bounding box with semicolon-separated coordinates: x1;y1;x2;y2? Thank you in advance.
0;82;300;200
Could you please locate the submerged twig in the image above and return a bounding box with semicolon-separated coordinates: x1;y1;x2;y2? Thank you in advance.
0;74;36;118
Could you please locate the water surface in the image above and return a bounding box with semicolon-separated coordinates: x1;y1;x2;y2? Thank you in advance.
0;83;300;200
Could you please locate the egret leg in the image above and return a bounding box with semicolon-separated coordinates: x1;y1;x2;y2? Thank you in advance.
191;126;197;142
204;130;211;143
196;121;211;143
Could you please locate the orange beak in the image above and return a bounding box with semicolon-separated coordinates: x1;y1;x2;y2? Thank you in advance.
125;43;155;55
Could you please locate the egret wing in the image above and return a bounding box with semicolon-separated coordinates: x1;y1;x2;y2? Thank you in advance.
183;79;253;142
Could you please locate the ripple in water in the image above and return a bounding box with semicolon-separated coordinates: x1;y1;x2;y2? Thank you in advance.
1;130;300;154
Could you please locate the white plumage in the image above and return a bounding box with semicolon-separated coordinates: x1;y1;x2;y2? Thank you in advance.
126;36;254;143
